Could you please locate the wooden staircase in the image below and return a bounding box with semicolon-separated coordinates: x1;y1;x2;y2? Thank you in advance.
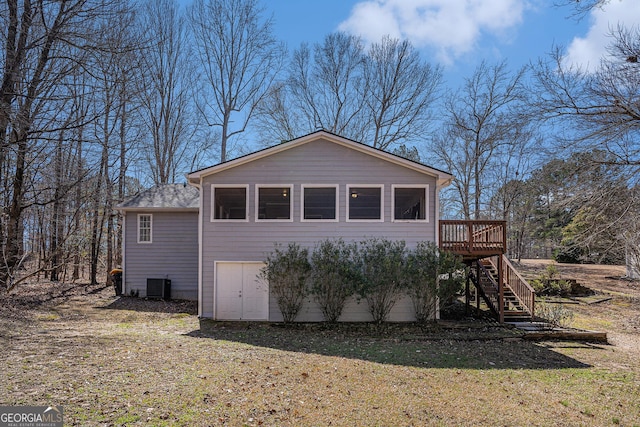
471;257;534;322
440;220;535;323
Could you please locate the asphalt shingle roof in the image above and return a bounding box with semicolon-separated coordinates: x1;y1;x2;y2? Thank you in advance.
117;183;199;210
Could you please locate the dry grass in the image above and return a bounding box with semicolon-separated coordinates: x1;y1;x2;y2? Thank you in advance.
1;263;640;426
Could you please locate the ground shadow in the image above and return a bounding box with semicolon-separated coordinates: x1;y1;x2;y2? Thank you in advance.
0;282;108;317
186;320;593;370
99;295;197;314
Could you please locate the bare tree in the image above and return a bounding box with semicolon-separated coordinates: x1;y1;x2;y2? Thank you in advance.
621;190;640;277
254;33;367;145
258;33;442;152
289;33;367;140
363;36;442;150
254;82;302;144
138;0;196;184
87;6;140;286
531;27;640;172
189;0;285;162
554;0;611;19
433;61;532;220
0;0;123;290
531;26;640;267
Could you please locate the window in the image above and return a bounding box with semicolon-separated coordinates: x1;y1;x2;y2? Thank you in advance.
393;185;428;222
137;214;152;243
256;185;293;221
302;185;338;221
212;185;248;221
347;185;383;221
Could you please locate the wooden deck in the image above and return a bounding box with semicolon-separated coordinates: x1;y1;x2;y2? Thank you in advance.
439;220;506;260
439;220;535;322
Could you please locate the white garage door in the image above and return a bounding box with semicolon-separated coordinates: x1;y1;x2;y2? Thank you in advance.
215;262;268;320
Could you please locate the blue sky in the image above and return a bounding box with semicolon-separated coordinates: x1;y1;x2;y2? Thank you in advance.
264;0;640;87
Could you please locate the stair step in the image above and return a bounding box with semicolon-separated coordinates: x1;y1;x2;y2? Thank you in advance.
472;257;534;323
504;310;529;315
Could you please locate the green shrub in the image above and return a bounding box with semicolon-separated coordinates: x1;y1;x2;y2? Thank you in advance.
553;246;582;264
405;242;465;323
357;238;406;324
404;242;438;323
531;263;572;296
260;243;310;323
308;239;359;322
436;249;466;308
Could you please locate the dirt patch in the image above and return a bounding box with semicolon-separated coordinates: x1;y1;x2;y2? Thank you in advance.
516;259;640;358
516;259;636;296
0;281;109;320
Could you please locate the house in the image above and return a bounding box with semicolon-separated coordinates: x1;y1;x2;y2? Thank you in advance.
119;130;536;323
185;130;453;321
117;183;199;300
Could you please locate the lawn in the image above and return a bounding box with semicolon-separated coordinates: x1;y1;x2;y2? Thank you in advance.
1;262;639;426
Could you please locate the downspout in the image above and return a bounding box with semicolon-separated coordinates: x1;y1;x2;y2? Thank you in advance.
190;180;203;318
434;176;453;320
435;175;455;321
498;255;504;323
435;182;441;321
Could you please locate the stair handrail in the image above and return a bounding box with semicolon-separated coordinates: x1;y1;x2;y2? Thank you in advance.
501;255;535;317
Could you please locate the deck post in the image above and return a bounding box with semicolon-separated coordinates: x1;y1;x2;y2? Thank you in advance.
498;255;504;323
465;271;470;316
475;262;480;312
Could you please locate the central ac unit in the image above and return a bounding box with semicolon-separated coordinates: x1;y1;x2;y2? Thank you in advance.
146;278;171;299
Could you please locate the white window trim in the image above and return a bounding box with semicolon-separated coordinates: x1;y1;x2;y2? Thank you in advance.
346;184;384;222
137;214;153;244
301;184;339;222
210;184;250;222
391;184;430;223
255;184;294;222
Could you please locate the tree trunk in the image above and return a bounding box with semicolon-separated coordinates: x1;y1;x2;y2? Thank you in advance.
3;129;28;290
89;162;106;286
50;131;64;281
72;140;83;281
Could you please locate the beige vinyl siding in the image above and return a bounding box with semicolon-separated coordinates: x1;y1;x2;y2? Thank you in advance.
199;138;438;320
124;210;198;300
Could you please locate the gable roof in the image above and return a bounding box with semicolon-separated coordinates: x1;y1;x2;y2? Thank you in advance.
117;183;199;211
187;130;454;186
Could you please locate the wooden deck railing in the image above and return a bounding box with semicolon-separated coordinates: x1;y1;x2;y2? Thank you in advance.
485;255;536;319
502;256;536;316
439;220;506;257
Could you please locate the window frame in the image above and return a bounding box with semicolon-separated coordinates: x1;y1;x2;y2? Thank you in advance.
210;184;249;222
137;214;153;243
301;184;339;222
346;184;384;222
391;184;429;223
255;184;294;222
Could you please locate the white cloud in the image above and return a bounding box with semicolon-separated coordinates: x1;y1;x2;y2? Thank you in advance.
338;0;526;64
564;0;640;71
